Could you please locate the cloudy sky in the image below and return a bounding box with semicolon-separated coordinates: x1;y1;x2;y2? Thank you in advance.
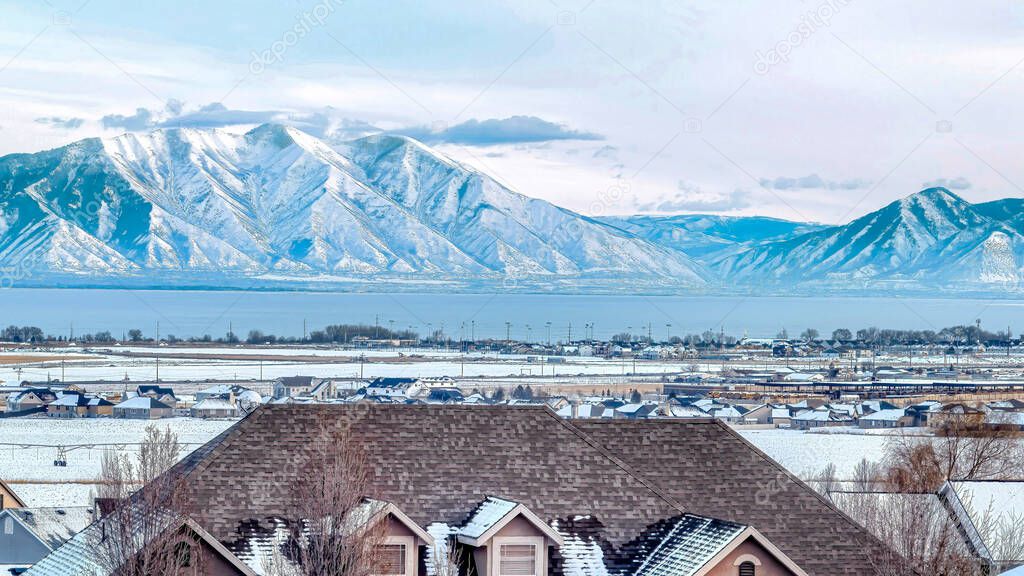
1;0;1023;223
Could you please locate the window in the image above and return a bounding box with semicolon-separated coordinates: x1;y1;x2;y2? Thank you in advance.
499;544;536;576
738;561;756;576
375;536;414;576
3;517;12;535
378;544;407;575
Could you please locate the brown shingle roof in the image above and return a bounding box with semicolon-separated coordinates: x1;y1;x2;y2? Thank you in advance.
572;418;888;576
174;404;886;575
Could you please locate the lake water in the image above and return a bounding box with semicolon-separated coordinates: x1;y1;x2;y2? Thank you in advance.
2;288;1023;341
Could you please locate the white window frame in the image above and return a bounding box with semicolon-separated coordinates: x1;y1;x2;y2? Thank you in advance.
375;535;415;576
491;535;545;576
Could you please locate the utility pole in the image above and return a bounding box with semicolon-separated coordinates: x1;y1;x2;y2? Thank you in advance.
155;357;160;383
303;318;307;341
60;360;65;382
505;322;511;345
568;322;572;344
156;321;160;343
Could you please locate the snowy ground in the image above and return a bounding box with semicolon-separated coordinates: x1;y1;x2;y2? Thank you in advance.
737;428;892;479
0;418;235;507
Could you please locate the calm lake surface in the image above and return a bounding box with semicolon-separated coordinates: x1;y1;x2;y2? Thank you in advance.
2;288;1023;341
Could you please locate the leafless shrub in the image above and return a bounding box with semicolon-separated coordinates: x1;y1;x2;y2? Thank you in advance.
93;424;196;576
264;422;387;576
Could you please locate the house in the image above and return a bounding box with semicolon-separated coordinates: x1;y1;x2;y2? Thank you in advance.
613;403;659;419
47;393;115;419
190;397;239;419
939;480;1024;573
0;478;25;510
792;409;855;430
5;389;57;413
29;405;895;575
0;507;93;570
23;510;259;576
741;404;774;425
364;377;423;400
86;396;116;418
271;376;334;400
859;409;913;429
928;403;986;429
770;407;793;428
112;397;174;419
135;385;177;406
45;393;91;418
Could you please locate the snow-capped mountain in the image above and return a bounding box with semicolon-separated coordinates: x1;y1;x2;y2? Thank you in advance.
0;125;706;288
715;188;1024;288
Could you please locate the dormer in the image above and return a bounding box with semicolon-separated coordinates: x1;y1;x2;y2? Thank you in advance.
634;514;808;576
457;497;563;576
365;500;435;576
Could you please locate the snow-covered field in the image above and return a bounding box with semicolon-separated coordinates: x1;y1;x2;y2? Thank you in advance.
737;428;891;479
0;418;235;507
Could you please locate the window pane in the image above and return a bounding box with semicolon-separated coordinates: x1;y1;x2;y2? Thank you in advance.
378;544;407;575
500;544;536;576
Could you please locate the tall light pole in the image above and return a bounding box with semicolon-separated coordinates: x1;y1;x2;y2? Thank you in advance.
545;322;551;346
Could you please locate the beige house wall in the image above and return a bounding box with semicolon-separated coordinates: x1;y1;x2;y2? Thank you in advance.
704;537;799;576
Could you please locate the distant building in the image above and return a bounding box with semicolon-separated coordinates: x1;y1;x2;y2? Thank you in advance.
190;397;240;419
6;389;58;413
859;408;912;429
272;376;334;400
112;396;173;419
135;385;177;407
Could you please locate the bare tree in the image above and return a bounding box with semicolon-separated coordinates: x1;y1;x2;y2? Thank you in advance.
93;424;197;576
885;412;1024;492
264;422;387;576
832;491;980;576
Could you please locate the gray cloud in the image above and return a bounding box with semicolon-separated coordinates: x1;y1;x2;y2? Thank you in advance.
922;176;971;190
34;116;84;130
759;173;871;190
99;102;334;137
638;182;751;213
394;116;603;145
101;108;155;131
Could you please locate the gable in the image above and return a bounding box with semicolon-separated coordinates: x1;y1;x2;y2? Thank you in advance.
0;511;53;566
571;419;890;576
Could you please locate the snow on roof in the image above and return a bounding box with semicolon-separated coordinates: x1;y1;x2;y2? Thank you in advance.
191;398;237;411
114;396;172;410
3;507;93;549
633;514;746;576
860;409;907;421
770;408;791;418
458;497;518;540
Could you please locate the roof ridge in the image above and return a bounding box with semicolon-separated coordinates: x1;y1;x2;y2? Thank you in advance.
708;419;894;547
541;407;687;514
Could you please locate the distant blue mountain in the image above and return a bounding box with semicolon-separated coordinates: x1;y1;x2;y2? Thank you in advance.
599;214;825;258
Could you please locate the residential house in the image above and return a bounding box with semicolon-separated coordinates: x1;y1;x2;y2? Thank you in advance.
86;396;115;418
613;403;659;419
190;397;239;419
112;397;174;419
45;393;91;418
135;385;177;407
741;404;774;425
770;407;793;428
271;376;334;400
0;479;25;510
939;480;1024;573
0;507;93;570
23;511;259;576
859;408;913;429
364;377;423;400
29;404;896;576
5;389;57;413
792;409;855;430
927;403;986;429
